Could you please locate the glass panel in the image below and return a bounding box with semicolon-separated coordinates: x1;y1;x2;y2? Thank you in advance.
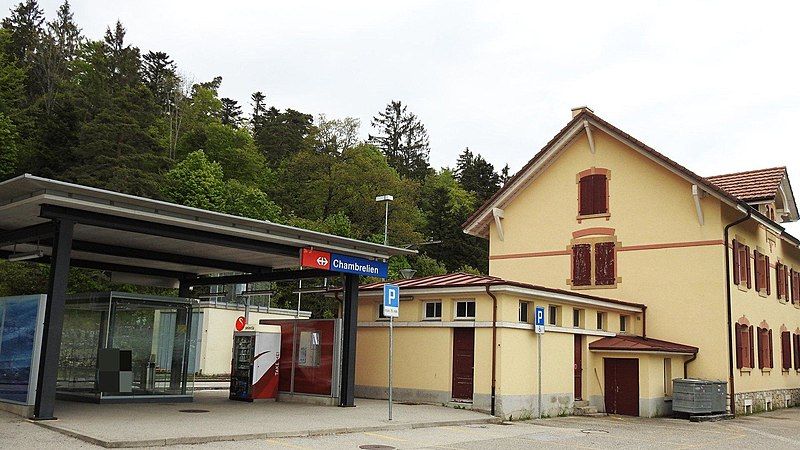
0;296;43;404
57;298;108;397
297;331;321;367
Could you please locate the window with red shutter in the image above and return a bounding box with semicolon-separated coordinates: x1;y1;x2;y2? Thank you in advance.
757;327;765;369
732;240;741;285
782;331;791;370
735;324;745;369
578;174;608;216
748;326;755;368
776;263;785;300
745;245;752;289
594;242;615;285
572;244;591;286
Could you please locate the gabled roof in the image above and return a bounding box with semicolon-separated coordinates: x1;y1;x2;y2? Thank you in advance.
461;108;799;247
706;167;787;202
589;334;698;354
357;272;645;311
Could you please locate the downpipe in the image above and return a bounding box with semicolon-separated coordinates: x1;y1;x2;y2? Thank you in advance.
486;285;498;417
723;207;751;417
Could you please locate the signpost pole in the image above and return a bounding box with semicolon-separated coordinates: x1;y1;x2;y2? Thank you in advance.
382;283;399;422
538;334;542;419
389;315;393;421
534;305;545;419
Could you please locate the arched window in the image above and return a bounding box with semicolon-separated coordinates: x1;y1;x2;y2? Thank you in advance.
577;168;609;217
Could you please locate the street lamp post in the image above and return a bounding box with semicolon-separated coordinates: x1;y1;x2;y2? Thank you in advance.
375;195;394;246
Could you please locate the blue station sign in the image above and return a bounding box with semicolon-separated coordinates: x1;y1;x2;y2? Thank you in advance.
301;248;388;278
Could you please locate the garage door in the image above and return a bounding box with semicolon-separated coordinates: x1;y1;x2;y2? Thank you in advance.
604;358;639;416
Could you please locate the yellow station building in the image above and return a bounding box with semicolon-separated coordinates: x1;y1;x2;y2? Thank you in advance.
355;107;800;418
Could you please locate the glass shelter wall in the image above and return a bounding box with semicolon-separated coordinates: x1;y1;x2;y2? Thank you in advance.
57;292;195;402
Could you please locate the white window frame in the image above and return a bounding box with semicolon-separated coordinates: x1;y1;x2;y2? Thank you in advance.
377;302;389;321
596;311;606;330
454;300;476;320
423;301;442;321
548;304;560;326
519;301;530;323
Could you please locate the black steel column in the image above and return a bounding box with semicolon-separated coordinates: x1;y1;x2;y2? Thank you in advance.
33;219;74;420
339;274;359;407
169;307;189;393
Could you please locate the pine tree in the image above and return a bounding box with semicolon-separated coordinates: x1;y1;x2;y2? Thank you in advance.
250;91;265;128
141;51;177;111
220;97;242;127
1;0;43;67
454;147;502;203
368;100;432;181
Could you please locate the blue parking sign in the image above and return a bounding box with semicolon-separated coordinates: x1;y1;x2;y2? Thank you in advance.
383;284;399;317
535;306;545;334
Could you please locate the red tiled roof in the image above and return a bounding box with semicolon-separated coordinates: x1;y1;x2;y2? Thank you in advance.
358;272;645;310
705;167;786;202
589;335;698;354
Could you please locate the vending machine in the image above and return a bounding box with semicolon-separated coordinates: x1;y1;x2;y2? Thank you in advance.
229;324;281;402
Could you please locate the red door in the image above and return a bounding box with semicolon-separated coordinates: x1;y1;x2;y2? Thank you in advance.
604;358;639;416
574;335;583;400
451;328;474;401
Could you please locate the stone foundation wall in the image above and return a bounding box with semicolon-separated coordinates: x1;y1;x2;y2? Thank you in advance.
734;388;800;415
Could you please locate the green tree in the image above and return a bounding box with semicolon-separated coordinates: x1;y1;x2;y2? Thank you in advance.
419;170;488;273
369;100;432;181
253;106;314;166
220;97;242;127
454;147;502;203
0;112;19;178
164;150;226;210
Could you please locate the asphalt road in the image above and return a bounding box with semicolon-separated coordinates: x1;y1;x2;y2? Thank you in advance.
1;407;799;449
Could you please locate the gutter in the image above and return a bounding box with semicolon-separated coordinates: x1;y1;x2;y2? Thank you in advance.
723;206;752;417
486;285;498;416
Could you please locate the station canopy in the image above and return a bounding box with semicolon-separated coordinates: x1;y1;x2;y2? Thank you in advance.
0;174;415;287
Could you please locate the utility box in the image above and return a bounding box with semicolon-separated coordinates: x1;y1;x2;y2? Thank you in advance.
672;379;727;414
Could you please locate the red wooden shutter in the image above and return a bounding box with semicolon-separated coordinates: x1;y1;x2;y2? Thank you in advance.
735;324;744;369
572;244;591;286
732;240;740;285
782;331;791;370
745;245;751;289
768;329;774;368
592;175;608;214
765;256;770;295
757;328;764;369
754;250;762;291
795;334;800;369
748;326;755;368
776;263;784;299
579;176;594;215
594;241;615;285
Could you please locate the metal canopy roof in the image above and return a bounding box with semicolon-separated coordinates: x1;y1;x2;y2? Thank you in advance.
0;174;415;285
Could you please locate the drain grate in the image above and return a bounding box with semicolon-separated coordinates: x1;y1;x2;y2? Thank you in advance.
178;409;210;413
358;445;395;449
581;429;609;434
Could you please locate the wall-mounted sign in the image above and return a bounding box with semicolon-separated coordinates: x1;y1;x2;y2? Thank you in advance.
235;316;246;331
301;248;388;278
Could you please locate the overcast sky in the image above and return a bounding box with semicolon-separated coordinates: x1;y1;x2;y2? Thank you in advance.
15;1;800;232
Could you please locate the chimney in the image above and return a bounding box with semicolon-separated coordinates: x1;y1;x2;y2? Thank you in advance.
571;106;594;118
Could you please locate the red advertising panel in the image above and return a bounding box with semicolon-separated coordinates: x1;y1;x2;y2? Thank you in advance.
301;248;331;270
261;319;336;396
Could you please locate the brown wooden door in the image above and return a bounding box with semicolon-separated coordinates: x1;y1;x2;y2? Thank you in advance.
604;358;639;416
451;328;474;401
574;335;583;400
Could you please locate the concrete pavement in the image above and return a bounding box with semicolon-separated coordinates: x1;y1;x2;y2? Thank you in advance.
32;391;499;447
1;398;797;449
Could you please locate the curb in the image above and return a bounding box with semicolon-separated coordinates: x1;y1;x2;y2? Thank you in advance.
33;416;503;448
